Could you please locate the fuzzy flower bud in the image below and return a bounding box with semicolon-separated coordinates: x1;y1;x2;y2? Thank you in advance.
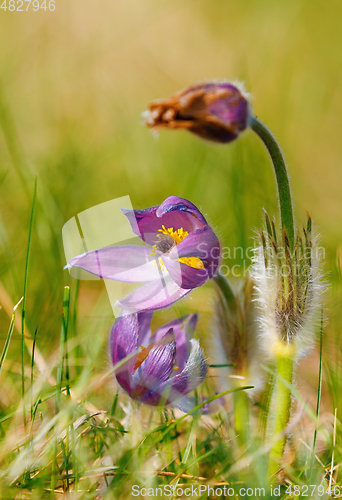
144;82;250;144
252;213;325;360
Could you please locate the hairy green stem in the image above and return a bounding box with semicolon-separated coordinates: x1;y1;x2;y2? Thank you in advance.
259;368;275;440
234;389;250;448
268;355;294;480
250;116;294;251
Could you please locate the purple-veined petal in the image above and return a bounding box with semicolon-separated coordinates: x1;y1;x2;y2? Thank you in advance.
66;245;160;282
109;314;140;394
156;196;208;227
110;314;139;367
168;226;220;278
155;339;207;403
115;275;191;312
132;330;176;399
122;206;157;243
109;312;153;365
110;312;152;397
162;255;208;289
153;314;197;371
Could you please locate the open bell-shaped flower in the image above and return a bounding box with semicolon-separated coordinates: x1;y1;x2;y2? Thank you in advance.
144;82;250;144
66;196;220;312
109;312;208;411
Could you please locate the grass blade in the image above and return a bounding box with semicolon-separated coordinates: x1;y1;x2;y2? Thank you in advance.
30;328;38;424
309;310;324;477
56;286;71;413
21;175;38;430
0;297;23;379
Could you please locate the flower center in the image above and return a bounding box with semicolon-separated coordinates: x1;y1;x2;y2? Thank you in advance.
152;225;204;270
155;233;176;254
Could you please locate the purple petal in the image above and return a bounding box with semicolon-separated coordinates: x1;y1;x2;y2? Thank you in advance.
115;275;191;312
109;312;153;397
137;311;153;346
115;368;133;396
153;314;197;371
122;206;158;244
109;312;153;365
132;330;176;399
169;226;220;278
180;82;249;138
208;84;249;131
156;196;208;226
162;256;208;289
156;339;207;403
67;245;160;282
209;98;248;131
189;122;239;143
122;196;206;246
109;314;139;366
109;314;141;394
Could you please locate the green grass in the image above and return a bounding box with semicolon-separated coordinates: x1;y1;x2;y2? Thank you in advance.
0;0;342;498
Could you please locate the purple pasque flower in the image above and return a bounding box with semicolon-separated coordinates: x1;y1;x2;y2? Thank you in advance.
144;82;250;144
66;196;220;312
109;311;208;411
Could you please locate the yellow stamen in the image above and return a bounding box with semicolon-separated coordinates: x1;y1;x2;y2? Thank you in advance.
178;256;205;269
135;345;151;370
155;225;205;270
158;225;189;244
157;257;166;270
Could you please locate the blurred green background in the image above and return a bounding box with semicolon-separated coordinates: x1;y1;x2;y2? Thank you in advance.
0;0;341;407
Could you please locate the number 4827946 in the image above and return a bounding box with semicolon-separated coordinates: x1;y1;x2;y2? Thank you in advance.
1;0;55;11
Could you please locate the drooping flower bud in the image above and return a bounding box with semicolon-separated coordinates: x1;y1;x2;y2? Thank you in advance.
252;213;325;360
144;82;250;144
